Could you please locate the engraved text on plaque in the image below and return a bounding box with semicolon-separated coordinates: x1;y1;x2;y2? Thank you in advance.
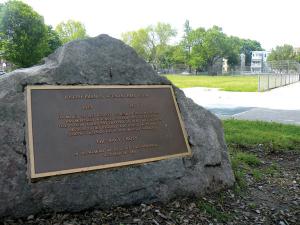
26;85;191;179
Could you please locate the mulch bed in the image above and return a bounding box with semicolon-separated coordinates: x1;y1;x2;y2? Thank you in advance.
2;150;299;225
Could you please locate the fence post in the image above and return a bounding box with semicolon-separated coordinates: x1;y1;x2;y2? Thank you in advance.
258;74;260;91
267;74;270;90
285;75;286;85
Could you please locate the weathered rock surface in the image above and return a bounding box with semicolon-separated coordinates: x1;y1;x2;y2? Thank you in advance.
0;34;234;218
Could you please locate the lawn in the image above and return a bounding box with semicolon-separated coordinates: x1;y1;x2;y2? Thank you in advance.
223;119;300;152
165;74;258;92
223;119;300;193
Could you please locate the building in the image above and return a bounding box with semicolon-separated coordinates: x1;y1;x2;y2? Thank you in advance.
251;51;270;73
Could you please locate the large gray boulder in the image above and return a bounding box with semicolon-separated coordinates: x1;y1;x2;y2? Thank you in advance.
0;34;234;218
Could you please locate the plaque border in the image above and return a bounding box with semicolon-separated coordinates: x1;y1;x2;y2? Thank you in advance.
26;85;192;179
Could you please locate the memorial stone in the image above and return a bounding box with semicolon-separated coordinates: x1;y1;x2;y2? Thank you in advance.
0;34;234;218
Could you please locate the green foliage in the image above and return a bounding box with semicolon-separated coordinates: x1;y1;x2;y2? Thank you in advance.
166;44;186;66
184;20;192;37
45;25;62;55
183;26;230;73
187;27;208;71
226;36;242;67
122;21;263;72
240;39;263;66
174;24;263;72
201;26;228;72
157;45;178;69
268;44;297;61
181;20;193;72
154;22;177;45
55;20;87;44
0;0;50;67
122;28;151;61
122;22;177;70
296;54;300;63
224;119;300;152
165;75;258;92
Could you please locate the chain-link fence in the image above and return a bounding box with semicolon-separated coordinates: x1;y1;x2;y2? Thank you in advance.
158;60;300;92
258;60;300;91
258;73;300;91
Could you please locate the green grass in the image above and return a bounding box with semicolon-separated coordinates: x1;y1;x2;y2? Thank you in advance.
230;150;261;190
234;152;261;166
165;74;258;92
229;149;279;190
252;169;264;181
184;120;298;220
263;163;279;176
198;200;233;222
224;119;300;152
223;120;300;191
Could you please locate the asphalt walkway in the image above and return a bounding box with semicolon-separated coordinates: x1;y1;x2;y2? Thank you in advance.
183;82;300;125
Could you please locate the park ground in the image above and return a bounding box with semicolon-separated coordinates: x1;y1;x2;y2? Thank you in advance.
2;75;299;224
168;74;300;125
3;120;300;225
165;75;258;92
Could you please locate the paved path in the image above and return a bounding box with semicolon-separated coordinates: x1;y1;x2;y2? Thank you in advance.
183;82;300;125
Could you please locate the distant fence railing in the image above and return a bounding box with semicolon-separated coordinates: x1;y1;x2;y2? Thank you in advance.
159;60;300;91
258;73;300;91
258;60;300;91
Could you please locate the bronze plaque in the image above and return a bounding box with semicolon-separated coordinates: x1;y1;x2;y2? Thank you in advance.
26;85;191;179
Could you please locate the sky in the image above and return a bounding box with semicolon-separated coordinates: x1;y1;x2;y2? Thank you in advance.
1;0;300;50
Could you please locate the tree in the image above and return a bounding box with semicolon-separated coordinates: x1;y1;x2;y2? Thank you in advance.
168;44;185;66
154;22;177;46
0;0;49;67
187;27;206;71
226;36;242;68
122;22;264;74
153;23;177;69
182;20;193;72
122;27;152;63
122;22;176;70
296;53;300;63
45;25;62;55
203;26;229;74
240;39;263;66
156;45;179;71
184;25;263;72
267;44;296;61
188;26;228;74
55;20;87;44
223;37;263;69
